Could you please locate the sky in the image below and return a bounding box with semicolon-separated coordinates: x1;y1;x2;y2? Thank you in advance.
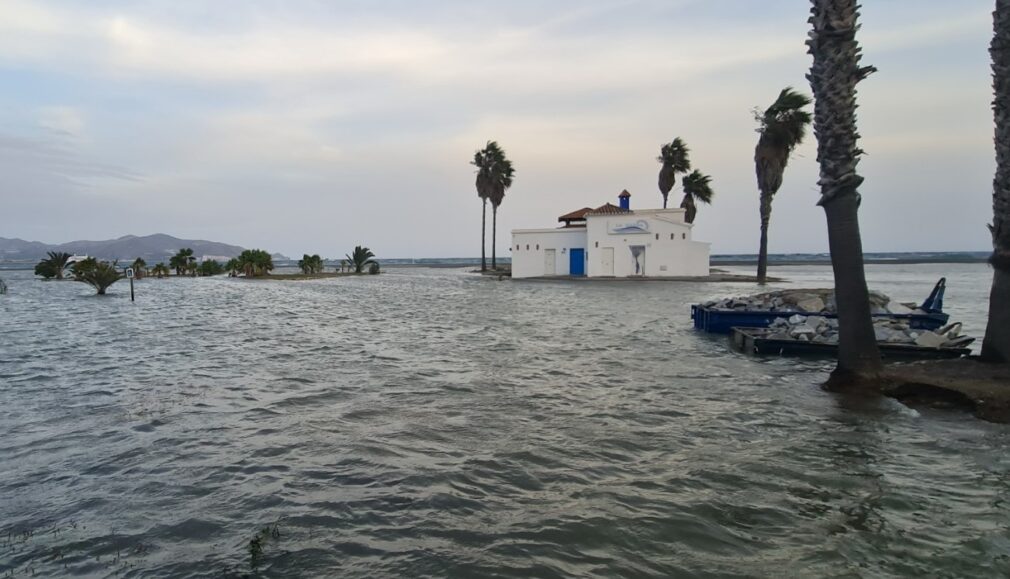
0;0;998;258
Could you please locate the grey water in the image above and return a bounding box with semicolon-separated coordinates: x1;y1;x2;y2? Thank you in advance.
1;263;1008;578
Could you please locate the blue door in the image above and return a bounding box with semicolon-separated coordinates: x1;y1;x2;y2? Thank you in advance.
570;248;585;276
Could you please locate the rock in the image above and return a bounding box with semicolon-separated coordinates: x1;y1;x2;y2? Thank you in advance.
796;297;825;313
788;314;807;325
914;331;947;349
887;302;914;315
790;324;816;338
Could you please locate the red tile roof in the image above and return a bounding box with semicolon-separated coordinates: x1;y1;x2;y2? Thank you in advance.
558;207;593;221
586;202;629;216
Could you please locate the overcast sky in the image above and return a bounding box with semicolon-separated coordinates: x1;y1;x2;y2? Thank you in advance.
0;0;997;258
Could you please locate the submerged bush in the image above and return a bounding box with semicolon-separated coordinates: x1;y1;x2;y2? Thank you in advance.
72;258;123;295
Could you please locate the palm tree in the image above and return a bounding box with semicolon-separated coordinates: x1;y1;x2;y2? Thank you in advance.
680;170;714;224
170;248;195;276
657;138;692;209
71;258;122;295
151;263;170;278
807;0;882;381
131;257;148;279
755;88;813;284
473;141;515;271
225;258;241;277
34;251;73;280
346;246;376;273
298;254;323;274
236;249;273;277
983;0;1010;363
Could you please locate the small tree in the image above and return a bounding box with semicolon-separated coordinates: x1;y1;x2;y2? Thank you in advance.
346;246;376;273
369;262;381;275
72;258;123;295
197;260;224;276
34;251;73;280
151;263;170;278
131;257;148;279
680;170;715;224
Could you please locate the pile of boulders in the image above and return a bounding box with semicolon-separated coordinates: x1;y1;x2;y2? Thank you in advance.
764;315;972;349
702;288;924;316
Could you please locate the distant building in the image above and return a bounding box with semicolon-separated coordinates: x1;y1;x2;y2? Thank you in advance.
511;190;710;279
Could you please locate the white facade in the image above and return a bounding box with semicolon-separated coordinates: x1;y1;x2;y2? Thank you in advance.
511;202;710;279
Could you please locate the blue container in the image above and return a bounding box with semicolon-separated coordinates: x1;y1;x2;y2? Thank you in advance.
691;278;950;334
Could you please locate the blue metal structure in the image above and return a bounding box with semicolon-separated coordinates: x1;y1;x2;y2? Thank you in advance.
570;248;585;276
691;278;950;334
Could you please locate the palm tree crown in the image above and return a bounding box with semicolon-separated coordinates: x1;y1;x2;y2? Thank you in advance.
657;138;692;209
346;246;376;273
680;170;714;224
755;87;813;283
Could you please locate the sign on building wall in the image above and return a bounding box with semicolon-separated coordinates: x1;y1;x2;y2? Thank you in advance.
609;220;650;234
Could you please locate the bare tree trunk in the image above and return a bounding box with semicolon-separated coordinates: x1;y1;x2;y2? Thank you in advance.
481;198;487;272
983;0;1010;362
757;196;772;283
808;0;882;381
491;204;498;270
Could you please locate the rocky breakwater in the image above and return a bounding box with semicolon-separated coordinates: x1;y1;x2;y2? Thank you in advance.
764;315;973;349
702;288;925;316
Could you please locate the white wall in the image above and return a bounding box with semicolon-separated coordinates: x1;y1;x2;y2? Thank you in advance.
511;228;588;278
585;209;710;277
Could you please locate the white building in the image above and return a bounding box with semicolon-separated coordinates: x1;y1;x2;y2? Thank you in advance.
511;190;710;279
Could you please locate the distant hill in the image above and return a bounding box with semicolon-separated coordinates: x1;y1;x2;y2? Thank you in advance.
0;234;246;263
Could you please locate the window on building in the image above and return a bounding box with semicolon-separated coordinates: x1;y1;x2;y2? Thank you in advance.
670;233;675;240
595;241;599;248
536;244;539;250
655;233;659;240
682;233;686;239
526;244;530;250
516;244;520;250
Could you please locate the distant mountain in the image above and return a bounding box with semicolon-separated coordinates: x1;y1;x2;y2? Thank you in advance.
0;234;246;263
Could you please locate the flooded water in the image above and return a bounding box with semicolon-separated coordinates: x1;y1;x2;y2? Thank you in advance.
1;263;1008;577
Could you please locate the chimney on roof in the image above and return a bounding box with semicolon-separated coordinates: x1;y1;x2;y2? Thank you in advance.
618;189;631;211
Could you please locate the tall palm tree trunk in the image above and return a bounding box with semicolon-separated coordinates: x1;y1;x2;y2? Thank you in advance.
808;0;882;381
481;199;488;271
491;205;498;270
757;195;772;283
983;0;1010;363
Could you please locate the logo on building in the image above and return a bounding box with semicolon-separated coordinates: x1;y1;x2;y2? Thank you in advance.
610;220;649;234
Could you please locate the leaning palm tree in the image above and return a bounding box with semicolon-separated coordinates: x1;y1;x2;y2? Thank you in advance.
807;0;882;381
680;170;714;224
46;251;73;280
983;0;1010;363
472;142;512;271
755;88;813;284
346;246;376;274
151;263;170;278
657;138;692;209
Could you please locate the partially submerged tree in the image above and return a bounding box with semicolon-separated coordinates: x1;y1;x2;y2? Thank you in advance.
170;248;195;276
225;258;241;277
236;249;273;277
34;251;73;280
71;258;123;295
197;259;224;276
984;0;1010;363
473;141;514;271
131;257;148;279
151;263;170;278
680;170;714;224
298;254;324;274
657;138;692;209
755;88;813;284
807;0;882;381
346;246;376;274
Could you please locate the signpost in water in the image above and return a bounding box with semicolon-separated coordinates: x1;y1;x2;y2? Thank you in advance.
126;267;135;302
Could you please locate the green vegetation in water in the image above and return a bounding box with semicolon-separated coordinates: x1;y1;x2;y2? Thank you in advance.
248;524;281;570
71;258;123;295
33;251;73;280
346;246;377;274
298;254;324;274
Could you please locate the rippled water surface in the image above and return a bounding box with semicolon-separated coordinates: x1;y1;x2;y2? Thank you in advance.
2;264;1009;577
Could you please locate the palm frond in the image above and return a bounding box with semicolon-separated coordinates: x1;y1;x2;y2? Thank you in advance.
682;170;714;205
